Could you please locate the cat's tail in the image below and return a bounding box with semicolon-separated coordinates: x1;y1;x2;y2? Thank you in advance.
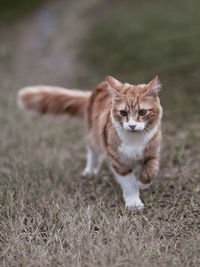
17;86;91;117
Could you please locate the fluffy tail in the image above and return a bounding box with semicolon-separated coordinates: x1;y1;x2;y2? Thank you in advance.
18;86;91;117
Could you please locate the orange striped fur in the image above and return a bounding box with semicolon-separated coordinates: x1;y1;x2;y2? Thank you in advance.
18;86;91;116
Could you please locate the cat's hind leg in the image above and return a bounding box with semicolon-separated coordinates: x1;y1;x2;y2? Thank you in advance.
82;147;103;177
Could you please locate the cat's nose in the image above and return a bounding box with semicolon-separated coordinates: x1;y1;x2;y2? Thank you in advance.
129;124;136;130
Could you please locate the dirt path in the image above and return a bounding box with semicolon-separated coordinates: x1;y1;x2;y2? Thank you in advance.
0;0;101;93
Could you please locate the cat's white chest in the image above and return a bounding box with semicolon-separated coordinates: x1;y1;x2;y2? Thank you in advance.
117;127;158;161
118;134;146;160
111;114;158;161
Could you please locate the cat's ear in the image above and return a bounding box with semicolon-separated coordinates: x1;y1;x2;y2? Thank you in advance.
146;76;162;98
106;76;123;98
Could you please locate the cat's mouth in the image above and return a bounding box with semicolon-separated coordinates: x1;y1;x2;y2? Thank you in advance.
127;128;144;132
122;121;146;132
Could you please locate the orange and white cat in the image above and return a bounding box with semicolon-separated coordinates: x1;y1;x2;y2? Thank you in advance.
18;76;162;210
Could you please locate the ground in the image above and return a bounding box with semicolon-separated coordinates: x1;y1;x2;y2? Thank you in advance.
0;0;200;266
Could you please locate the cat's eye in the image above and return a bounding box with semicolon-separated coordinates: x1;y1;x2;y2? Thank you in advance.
120;110;127;116
139;109;147;116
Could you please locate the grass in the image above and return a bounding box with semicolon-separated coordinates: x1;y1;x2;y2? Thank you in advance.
0;0;47;23
82;0;200;80
0;0;200;266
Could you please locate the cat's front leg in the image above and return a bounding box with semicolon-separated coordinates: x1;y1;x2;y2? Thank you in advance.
111;167;144;210
138;157;159;189
82;147;103;177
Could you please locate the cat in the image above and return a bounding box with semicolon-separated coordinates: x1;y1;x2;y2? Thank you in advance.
18;75;162;210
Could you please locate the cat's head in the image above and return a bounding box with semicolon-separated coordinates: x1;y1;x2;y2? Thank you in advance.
107;75;162;133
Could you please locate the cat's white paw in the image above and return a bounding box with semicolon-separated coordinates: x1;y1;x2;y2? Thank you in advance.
125;195;144;211
81;168;92;177
81;168;99;177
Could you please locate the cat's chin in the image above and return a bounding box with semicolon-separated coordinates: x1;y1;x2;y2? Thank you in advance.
124;128;144;133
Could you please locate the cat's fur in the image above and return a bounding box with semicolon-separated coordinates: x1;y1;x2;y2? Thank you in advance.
18;76;162;210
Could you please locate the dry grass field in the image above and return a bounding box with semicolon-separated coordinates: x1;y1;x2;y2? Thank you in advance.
0;0;200;266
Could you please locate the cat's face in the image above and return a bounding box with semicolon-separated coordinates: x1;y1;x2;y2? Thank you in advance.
107;76;162;133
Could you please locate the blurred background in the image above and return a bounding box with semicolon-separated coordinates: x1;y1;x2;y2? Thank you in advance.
0;1;200;265
1;0;200;120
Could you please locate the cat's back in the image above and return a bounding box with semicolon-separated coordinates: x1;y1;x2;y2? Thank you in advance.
86;81;112;128
86;81;113;152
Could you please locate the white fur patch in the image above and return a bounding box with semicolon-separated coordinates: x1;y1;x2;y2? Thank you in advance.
151;79;162;91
